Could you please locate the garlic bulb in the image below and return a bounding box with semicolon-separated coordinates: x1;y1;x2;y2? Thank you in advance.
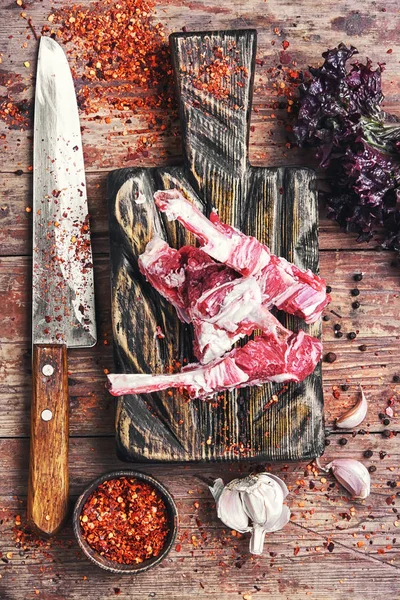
336;386;368;429
210;473;290;555
326;458;370;499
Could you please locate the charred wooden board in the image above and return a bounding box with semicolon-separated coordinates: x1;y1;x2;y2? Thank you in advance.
108;29;324;462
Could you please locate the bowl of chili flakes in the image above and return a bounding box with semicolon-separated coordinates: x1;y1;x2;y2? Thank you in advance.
73;470;178;573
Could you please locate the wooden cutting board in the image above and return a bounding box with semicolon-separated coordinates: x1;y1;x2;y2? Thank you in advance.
107;29;324;462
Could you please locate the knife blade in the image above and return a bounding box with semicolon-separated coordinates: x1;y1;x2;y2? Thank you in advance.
28;37;96;536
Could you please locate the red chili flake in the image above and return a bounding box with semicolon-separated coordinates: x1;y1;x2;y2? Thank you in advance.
175;543;182;552
155;325;165;339
282;40;290;50
80;477;170;565
294;546;300;556
190;44;248;102
45;0;178;155
387;49;393;54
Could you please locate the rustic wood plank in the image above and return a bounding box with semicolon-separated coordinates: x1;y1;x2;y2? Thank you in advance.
0;0;399;174
0;251;398;438
1;437;400;599
0;173;387;257
109;29;326;463
1;0;400;596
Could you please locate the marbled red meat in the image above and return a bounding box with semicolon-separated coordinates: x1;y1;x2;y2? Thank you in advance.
139;240;292;363
138;237;238;329
108;189;327;400
107;330;322;400
154;189;330;324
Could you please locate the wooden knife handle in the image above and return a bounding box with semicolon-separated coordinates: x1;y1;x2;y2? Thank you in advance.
27;344;69;536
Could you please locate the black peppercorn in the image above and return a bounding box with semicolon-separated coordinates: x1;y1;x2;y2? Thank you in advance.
390;481;397;489
14;169;24;176
325;438;331;446
347;332;357;340
359;344;367;352
325;352;337;363
339;437;348;446
334;324;341;331
393;375;400;383
383;418;391;426
380;450;387;459
341;384;349;391
382;429;391;438
352;301;360;309
326;285;332;294
323;315;330;322
379;413;385;420
351;288;360;296
335;331;343;338
353;273;363;282
368;465;377;473
364;450;373;458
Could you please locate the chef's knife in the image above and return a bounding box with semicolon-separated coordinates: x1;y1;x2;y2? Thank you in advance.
28;37;96;536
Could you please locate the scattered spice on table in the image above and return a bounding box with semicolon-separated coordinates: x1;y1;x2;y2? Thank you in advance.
188;43;248;103
42;0;178;159
80;477;170;564
325;352;337;364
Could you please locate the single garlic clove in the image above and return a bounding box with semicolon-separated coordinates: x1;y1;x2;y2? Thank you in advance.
326;458;371;499
259;473;289;499
241;486;268;525
217;486;250;533
336;385;368;429
263;504;291;533
209;478;225;503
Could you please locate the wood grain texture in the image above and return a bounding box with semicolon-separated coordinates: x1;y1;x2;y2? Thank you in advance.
2;437;400;600
1;0;400;597
0;252;397;441
27;344;69;536
0;173;385;257
108;30;324;462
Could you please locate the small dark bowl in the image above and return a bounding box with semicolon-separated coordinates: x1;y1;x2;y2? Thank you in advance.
73;470;178;574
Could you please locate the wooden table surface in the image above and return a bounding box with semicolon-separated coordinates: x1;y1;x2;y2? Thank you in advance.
1;0;399;598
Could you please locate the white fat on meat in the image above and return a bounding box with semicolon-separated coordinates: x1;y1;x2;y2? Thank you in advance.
108;356;249;399
154;189;330;323
154;190;270;276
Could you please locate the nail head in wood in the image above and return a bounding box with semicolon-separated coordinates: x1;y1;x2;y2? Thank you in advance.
41;409;53;421
42;364;54;377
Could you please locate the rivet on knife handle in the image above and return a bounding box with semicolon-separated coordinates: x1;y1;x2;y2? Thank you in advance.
28;344;69;537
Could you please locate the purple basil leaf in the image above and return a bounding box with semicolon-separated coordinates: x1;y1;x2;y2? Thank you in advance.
294;43;400;252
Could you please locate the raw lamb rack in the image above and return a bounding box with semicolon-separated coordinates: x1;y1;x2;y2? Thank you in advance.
139;238;293;363
154;189;330;324
107;329;322;400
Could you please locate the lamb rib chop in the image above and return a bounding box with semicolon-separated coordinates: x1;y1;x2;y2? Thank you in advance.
139;238;294;363
108;329;322;400
154;189;330;324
